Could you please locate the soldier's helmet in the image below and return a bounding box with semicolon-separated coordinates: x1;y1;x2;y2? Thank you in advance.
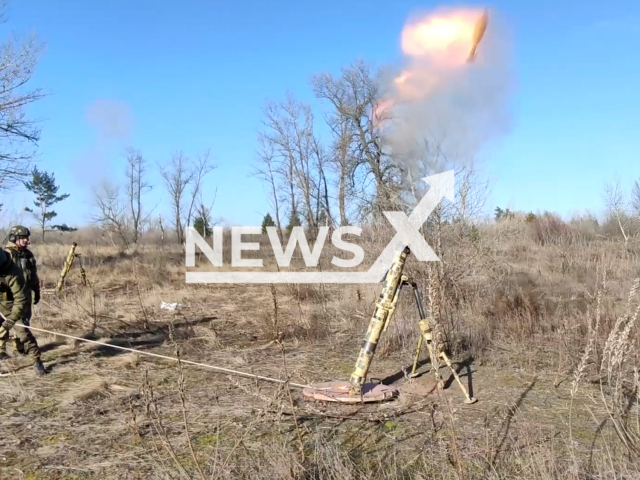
8;225;30;242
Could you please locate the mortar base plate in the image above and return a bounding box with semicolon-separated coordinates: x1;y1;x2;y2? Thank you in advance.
302;381;397;403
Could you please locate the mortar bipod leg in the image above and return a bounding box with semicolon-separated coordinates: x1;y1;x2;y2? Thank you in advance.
417;319;445;390
409;335;423;378
437;350;477;404
408;280;425;377
410;281;444;390
410;281;476;403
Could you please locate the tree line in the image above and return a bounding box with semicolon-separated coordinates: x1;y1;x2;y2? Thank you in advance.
91;148;216;248
0;2;218;245
5;0;639;248
0;0;478;245
254;61;403;234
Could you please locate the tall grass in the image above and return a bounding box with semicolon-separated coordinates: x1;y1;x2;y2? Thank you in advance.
11;213;640;479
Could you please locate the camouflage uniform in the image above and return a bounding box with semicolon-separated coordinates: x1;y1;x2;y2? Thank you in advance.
5;241;41;311
0;226;46;375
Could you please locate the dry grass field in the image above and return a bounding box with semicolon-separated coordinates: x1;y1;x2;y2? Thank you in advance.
1;214;640;479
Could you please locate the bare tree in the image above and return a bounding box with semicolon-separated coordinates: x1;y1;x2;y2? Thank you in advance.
185;149;215;231
451;164;490;224
0;5;46;191
604;180;630;246
160;151;191;245
309;132;333;229
159;149;215;244
325;111;355;226
261;94;321;230
125;148;152;244
632;179;640;218
157;214;165;246
253;138;284;243
91;181;131;249
192;184;218;235
312;60;400;219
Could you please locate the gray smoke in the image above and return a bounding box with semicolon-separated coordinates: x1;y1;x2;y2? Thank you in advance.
72;99;134;186
87;99;134;141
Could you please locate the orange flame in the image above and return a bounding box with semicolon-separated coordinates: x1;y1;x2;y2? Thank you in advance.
375;8;487;124
401;11;480;63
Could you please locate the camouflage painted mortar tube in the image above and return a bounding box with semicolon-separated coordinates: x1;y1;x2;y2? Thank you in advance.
349;245;411;395
382;273;408;334
56;243;77;292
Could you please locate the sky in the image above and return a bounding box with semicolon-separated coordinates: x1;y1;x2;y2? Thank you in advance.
2;0;639;228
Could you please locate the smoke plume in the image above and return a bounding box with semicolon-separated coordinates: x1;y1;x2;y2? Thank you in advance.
378;6;515;198
72;99;134;186
87;99;133;141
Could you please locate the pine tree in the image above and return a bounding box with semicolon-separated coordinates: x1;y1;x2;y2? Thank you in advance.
261;213;276;234
24;167;70;242
286;211;301;232
193;215;212;237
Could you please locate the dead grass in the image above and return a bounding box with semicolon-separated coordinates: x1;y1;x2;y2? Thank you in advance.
1;219;640;478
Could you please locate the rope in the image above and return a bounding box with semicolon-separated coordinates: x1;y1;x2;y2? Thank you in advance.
2;319;310;389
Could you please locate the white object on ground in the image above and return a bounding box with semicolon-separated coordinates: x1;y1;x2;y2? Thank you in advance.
160;302;183;311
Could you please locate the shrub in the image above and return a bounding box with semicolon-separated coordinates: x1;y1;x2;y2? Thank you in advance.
528;211;575;245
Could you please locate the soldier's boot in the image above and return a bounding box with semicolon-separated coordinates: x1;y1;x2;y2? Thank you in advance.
13;337;25;355
34;359;47;376
0;351;9;360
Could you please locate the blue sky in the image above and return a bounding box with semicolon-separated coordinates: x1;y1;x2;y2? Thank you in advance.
2;0;639;227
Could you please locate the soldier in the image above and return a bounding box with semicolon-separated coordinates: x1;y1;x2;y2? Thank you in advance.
0;227;46;375
5;226;41;353
0;248;46;374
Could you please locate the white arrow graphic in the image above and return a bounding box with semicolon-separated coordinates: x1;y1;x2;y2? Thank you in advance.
186;170;454;284
366;170;454;280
